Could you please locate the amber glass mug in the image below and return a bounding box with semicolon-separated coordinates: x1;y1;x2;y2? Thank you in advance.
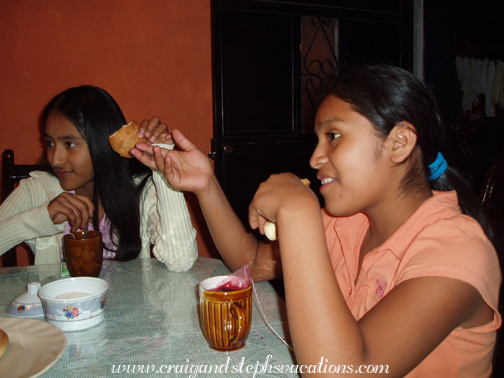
199;275;252;352
63;231;103;277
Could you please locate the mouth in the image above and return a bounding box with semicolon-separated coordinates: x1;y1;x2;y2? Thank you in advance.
55;171;72;179
320;177;336;186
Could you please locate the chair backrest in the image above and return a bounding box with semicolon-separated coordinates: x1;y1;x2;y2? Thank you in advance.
480;158;504;234
1;149;52;266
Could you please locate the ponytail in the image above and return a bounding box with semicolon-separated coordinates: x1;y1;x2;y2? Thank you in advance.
430;166;494;243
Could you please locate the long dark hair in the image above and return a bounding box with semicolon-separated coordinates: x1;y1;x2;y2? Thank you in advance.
326;64;493;241
42;85;151;260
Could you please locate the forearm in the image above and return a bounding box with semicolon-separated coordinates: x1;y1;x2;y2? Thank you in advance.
277;206;366;373
0;203;63;256
148;171;198;271
197;175;279;281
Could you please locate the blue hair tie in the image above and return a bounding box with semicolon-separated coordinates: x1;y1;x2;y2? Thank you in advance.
428;152;447;180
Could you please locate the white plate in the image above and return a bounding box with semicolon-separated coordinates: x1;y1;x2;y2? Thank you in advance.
0;317;66;378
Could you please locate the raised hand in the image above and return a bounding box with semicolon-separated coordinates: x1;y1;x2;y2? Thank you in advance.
131;129;215;195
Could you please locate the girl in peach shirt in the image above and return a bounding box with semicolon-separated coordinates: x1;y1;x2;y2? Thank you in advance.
134;64;501;377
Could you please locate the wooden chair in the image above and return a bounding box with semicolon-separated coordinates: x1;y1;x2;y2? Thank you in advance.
1;149;51;266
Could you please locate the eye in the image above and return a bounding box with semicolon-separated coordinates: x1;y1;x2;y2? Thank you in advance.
326;132;341;142
45;139;54;148
66;141;77;148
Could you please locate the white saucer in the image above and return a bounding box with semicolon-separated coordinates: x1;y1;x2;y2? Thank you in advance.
0;317;66;377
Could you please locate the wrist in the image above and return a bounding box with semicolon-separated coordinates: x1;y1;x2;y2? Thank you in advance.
276;193;320;227
196;174;220;201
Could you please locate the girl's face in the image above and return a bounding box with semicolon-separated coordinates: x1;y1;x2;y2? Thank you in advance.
44;111;94;197
310;95;394;217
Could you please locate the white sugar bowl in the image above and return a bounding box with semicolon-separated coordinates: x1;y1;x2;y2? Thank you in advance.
38;277;108;332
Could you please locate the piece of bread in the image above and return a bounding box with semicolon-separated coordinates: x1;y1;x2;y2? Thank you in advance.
0;328;8;359
264;178;310;241
300;178;311;187
263;221;278;241
108;121;149;158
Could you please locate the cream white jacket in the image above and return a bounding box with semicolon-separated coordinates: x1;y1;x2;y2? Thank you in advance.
0;169;198;271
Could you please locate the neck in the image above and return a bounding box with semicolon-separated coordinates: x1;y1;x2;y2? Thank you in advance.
363;186;432;253
75;180;93;199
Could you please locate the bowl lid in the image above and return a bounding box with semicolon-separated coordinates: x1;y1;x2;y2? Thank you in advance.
6;282;44;318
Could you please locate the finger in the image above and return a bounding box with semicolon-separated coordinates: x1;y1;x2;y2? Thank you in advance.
164;133;174;142
149;122;168;143
163;155;182;186
48;193;92;229
249;211;268;235
138;119;150;139
144;116;161;139
153;146;168;172
73;194;95;219
130;144;157;169
65;194;94;219
133;142;155;155
171;129;199;152
258;217;267;235
248;201;261;231
57;198;84;232
164;154;176;177
48;197;72;225
63;195;94;230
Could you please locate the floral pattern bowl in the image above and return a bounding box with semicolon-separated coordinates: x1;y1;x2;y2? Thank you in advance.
38;277;108;332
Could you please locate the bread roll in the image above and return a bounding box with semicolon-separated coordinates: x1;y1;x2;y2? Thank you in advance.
264;221;278;241
108;121;149;158
0;328;8;359
264;178;310;241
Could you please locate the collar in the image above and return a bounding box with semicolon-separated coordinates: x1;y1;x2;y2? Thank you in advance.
328;191;462;259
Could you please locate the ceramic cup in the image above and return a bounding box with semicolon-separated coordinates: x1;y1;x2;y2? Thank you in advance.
198;275;252;352
63;231;103;277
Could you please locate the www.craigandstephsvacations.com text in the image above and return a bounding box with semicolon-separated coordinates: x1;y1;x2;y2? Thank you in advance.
111;356;390;376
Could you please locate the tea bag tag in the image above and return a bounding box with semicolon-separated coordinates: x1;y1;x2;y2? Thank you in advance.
61;262;70;277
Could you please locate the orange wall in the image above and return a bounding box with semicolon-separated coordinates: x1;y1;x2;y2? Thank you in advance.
0;0;219;265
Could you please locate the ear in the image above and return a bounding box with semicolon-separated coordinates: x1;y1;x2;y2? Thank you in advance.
386;122;418;164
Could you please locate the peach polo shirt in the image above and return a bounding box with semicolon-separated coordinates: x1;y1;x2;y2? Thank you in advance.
323;191;502;378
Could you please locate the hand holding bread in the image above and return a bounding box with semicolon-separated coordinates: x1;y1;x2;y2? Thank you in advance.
108;121;149;158
108;117;173;158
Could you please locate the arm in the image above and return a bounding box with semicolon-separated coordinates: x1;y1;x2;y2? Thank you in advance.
134;117;197;270
131;129;281;281
0;173;62;254
0;172;94;256
0;197;61;256
249;173;495;377
141;144;198;272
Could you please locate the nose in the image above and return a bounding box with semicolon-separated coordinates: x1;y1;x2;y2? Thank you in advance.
49;144;66;168
310;142;327;170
